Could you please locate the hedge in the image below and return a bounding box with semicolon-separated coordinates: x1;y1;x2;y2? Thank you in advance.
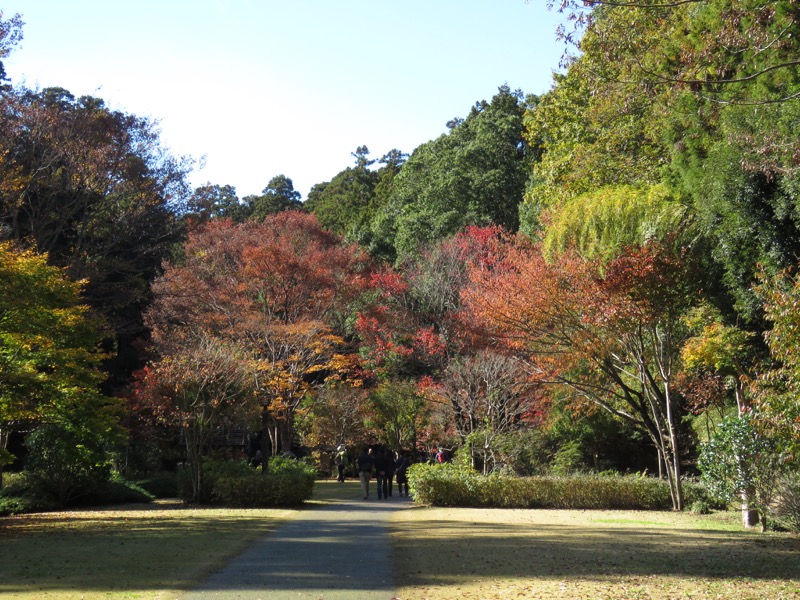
407;463;716;510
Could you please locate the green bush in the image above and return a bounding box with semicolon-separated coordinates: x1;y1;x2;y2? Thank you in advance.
191;456;315;507
71;476;154;507
408;463;717;510
25;424;112;507
775;474;800;533
0;472;60;515
176;458;257;503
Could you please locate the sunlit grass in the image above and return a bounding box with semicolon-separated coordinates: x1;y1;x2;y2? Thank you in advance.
3;480;800;600
0;499;295;600
391;507;800;600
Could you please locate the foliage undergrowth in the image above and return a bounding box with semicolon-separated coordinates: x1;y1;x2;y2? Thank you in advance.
177;456;316;506
0;471;154;516
407;463;717;510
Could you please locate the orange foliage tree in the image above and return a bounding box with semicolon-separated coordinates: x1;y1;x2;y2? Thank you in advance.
142;212;371;464
462;236;700;509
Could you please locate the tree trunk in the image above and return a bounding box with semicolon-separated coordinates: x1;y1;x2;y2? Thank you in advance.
665;390;683;511
741;486;760;528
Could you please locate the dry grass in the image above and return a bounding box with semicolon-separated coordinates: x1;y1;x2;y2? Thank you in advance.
3;481;800;599
391;506;800;599
0;499;295;600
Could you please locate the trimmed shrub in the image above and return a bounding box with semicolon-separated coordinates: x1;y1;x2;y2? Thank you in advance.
408;463;716;510
190;456;316;507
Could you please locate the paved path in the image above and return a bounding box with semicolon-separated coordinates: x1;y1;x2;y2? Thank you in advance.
180;491;409;600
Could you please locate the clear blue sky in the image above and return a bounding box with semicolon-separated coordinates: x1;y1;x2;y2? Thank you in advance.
2;1;566;200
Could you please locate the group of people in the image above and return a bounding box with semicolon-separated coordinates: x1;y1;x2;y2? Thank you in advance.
347;446;411;500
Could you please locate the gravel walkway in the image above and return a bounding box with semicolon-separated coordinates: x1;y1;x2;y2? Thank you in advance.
180;490;409;600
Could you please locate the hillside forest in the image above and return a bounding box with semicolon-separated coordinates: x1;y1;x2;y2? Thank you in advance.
3;2;800;526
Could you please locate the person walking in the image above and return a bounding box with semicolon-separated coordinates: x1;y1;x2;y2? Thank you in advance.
373;447;392;500
357;447;374;500
386;450;397;497
394;450;411;497
335;445;347;482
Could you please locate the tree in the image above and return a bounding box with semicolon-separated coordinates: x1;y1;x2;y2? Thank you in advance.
462;237;701;509
305;384;372;451
754;266;800;455
0;85;191;389
542;184;689;263
244;174;303;221
370;86;531;261
134;334;253;502
552;0;800;105
306;146;380;240
435;350;534;474
698;411;789;532
540;0;800;324
0;11;23;84
145;212;371;460
367;380;429;452
185;183;246;224
0;241;123;487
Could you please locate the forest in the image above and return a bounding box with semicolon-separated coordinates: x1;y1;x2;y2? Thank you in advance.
2;1;800;530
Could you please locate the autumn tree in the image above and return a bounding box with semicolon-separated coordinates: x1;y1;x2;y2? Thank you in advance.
134;334;253;502
144;212;371;462
305;384;372;452
462;237;701;509
435;350;534;474
0;241;123;488
357;226;504;380
0;85;191;390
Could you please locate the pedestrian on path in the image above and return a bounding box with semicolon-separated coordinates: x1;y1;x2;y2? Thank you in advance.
335;445;347;482
373;447;392;500
395;450;411;497
357;446;374;499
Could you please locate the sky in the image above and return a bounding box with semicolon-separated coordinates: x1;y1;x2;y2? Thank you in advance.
2;1;566;200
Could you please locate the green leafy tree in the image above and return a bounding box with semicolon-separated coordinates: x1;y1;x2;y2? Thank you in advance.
543;0;800;323
698;412;789;531
371;86;531;261
0;241;123;488
0;85;191;390
306;146;380;239
367;380;429;452
244;174;303;221
542;184;689;263
754;266;800;455
186;183;247;223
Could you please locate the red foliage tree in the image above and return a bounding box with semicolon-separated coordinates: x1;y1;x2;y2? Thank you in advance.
462;236;700;509
141;212;372;470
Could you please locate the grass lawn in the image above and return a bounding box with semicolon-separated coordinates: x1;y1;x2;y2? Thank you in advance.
0;499;296;600
2;479;800;599
391;506;800;599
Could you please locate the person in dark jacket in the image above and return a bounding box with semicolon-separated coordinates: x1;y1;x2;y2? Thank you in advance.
373;447;392;500
394;450;411;497
357;447;374;500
